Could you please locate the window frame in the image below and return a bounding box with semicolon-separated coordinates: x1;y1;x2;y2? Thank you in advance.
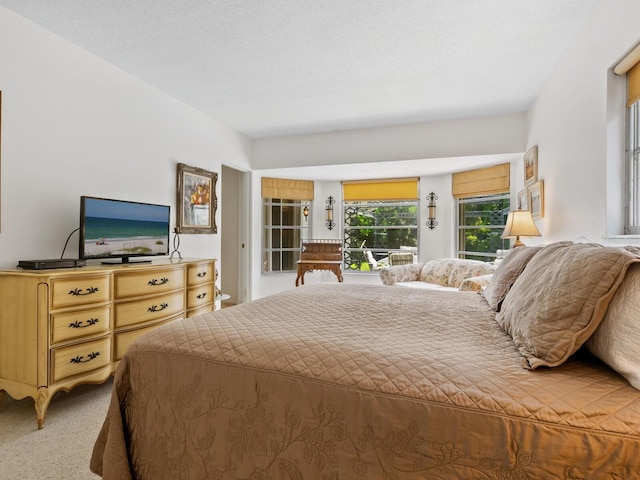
262;198;311;273
456;193;511;261
342;199;419;272
627;100;640;233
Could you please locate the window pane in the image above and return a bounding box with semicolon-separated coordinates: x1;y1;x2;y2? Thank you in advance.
262;199;310;273
271;251;281;271
343;201;418;271
457;195;510;261
271;228;281;248
271;205;281;225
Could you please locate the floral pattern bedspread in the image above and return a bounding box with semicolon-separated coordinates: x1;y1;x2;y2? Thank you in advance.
91;284;640;479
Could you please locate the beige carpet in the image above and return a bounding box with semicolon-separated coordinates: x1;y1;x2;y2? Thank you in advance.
0;378;113;479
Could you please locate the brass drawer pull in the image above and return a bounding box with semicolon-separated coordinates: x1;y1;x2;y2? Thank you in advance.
68;318;99;329
196;271;207;278
70;351;100;364
148;277;169;286
68;287;99;296
147;302;168;313
196;292;207;299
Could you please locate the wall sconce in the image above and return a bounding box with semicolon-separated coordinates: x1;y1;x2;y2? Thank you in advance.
426;192;438;230
325;196;335;230
302;205;309;222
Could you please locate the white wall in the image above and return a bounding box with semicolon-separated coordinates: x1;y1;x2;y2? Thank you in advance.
525;0;640;243
0;7;252;269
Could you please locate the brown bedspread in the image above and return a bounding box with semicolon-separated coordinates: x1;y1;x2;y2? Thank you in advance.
91;284;640;479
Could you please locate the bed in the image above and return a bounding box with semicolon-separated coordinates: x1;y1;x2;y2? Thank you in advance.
91;242;640;479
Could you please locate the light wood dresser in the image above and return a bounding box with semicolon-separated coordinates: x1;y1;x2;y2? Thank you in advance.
0;258;216;428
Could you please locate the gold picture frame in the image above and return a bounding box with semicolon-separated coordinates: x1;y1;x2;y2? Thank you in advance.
176;162;218;234
517;188;528;211
529;180;544;219
524;145;538;186
0;91;2;233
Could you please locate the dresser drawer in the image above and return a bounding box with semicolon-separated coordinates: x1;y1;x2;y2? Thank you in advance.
51;275;111;309
50;336;111;383
187;262;214;286
187;303;214;317
113;315;182;360
114;267;185;299
114;290;185;329
51;306;111;344
187;284;214;309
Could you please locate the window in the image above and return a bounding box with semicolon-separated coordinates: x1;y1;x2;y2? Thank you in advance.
614;46;640;233
628;100;640;233
457;194;510;261
262;198;310;272
261;177;313;273
343;200;419;271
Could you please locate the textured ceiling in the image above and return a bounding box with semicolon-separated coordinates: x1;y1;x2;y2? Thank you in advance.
0;0;599;139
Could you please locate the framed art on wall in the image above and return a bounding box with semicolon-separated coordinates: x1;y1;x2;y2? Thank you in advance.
529;180;544;219
517;188;528;211
0;91;2;232
176;162;218;234
524;145;538;186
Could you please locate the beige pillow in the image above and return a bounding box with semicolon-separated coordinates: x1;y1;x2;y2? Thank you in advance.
586;263;640;390
482;246;542;311
496;242;640;369
459;274;493;292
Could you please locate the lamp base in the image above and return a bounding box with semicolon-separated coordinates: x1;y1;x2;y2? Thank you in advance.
513;237;525;248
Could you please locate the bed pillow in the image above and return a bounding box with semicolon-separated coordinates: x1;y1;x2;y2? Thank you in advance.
459;273;494;292
586;263;640;390
496;242;640;369
482;246;543;311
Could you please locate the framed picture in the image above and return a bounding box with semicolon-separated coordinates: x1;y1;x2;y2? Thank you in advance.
529;180;544;219
0;91;2;233
524;145;538;186
517;188;528;211
176;162;218;234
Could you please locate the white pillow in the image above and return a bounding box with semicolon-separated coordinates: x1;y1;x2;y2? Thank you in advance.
586;264;640;390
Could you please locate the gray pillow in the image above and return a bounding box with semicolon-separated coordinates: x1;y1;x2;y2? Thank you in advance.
496;242;640;369
482;246;542;311
586;263;640;390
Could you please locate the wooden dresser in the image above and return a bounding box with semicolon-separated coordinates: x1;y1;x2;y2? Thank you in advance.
0;258;216;428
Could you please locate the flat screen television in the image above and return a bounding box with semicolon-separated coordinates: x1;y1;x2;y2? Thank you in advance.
79;196;170;263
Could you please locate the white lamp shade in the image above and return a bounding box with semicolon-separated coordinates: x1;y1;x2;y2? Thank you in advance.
502;209;541;246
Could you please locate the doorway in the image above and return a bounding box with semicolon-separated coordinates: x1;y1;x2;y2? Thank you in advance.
220;165;249;305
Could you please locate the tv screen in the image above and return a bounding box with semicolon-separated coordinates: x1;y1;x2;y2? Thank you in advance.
79;196;170;263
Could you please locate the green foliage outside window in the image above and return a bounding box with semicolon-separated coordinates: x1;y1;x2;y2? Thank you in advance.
343;201;418;271
457;194;510;261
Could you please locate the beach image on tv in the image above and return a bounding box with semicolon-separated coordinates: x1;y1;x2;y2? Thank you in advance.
83;198;170;258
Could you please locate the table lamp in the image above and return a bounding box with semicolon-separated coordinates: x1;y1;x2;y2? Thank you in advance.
501;209;541;247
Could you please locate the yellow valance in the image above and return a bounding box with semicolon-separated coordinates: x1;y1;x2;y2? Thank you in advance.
452;163;510;199
613;43;640;107
343;178;419;201
629;62;640;107
261;177;314;201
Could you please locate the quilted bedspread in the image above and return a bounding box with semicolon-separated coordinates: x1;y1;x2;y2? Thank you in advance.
91;284;640;479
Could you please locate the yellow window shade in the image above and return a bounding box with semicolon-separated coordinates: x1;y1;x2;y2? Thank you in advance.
613;43;640;106
629;62;640;107
343;178;419;201
452;163;510;199
261;177;314;201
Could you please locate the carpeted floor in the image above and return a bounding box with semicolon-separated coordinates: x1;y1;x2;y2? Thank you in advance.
0;378;113;479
